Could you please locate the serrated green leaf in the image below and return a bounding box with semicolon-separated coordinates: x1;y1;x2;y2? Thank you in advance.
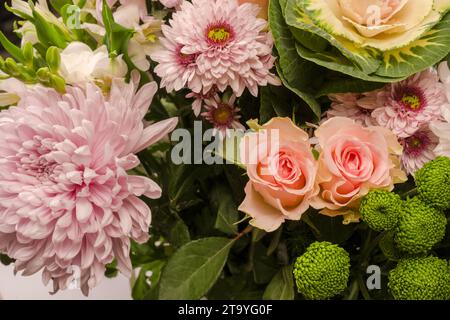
159;237;235;300
263;265;295;300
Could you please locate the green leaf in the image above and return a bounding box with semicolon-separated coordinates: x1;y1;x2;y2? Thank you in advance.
0;31;25;63
49;0;73;13
376;12;450;78
304;211;358;244
294;42;400;83
269;0;319;91
169;219;191;248
211;184;239;235
208;274;264;300
260;85;290;123
315;76;384;97
263;265;295;300
252;242;279;284
276;64;321;119
32;8;70;48
159;237;235;300
132;260;166;300
260;87;278;123
102;0;134;54
105;260;118;278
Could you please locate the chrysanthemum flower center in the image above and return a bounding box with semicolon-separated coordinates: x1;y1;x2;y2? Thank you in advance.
404;133;429;156
206;22;234;46
397;86;426;112
212;104;234;125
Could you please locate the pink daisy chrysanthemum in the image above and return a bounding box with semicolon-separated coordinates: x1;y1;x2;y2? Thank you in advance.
186;86;218;117
399;125;438;175
324;92;380;126
201;94;245;137
151;0;280;97
0;75;178;295
371;69;446;138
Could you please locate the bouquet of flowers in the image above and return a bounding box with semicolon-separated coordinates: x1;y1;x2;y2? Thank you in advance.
1;0;450;300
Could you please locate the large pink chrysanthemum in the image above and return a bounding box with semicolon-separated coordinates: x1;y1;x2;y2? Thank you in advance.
0;76;178;295
371;69;446;138
151;0;280;97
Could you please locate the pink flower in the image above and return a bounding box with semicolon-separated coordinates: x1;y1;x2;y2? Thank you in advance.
238;0;268;19
399;125;438;175
159;0;182;8
201;94;245;137
0;75;178;295
186;87;217;117
151;0;280;97
371;69;445;138
324;92;380;126
430;104;450;157
238;118;318;232
311;117;406;215
430;62;450;157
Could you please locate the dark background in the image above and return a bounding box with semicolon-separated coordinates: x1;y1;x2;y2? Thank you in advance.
1;1;19;55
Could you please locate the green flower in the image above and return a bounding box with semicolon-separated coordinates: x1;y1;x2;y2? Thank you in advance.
293;241;350;300
394;198;446;255
359;190;402;232
388;256;450;300
415;156;450;210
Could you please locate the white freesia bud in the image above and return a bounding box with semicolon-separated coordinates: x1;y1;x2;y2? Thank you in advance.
59;42;128;88
15;21;39;47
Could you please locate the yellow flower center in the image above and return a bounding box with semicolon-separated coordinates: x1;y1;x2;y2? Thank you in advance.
408;137;422;148
213;105;233;125
401;94;420;110
207;27;231;44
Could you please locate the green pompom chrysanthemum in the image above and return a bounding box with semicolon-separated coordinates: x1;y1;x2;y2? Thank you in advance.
394;198;446;255
359;190;402;232
415;156;450;210
388;256;450;300
293;241;350;300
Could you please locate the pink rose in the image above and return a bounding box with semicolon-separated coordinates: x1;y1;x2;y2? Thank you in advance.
238;0;268;19
238;118;318;232
311;117;406;215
